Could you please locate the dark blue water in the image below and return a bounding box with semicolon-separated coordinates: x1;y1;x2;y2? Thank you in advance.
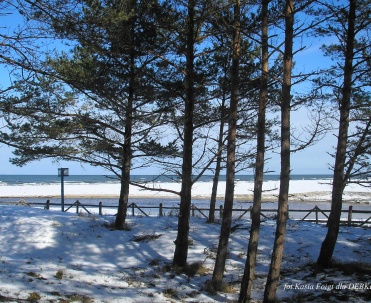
0;174;333;186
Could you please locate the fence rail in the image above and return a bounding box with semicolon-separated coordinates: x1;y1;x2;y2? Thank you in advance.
1;199;371;227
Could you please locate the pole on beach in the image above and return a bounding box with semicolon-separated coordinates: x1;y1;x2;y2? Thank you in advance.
58;168;69;212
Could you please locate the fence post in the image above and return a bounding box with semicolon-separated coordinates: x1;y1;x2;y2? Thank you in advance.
348;205;353;227
191;205;195;217
219;205;223;219
132;203;135;216
315;206;318;224
159;203;163;217
76;200;79;214
45;199;50;210
99;202;102;216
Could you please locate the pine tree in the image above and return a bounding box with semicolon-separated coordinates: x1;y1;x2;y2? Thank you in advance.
239;0;269;301
263;0;293;301
211;0;241;290
0;0;173;229
316;0;371;268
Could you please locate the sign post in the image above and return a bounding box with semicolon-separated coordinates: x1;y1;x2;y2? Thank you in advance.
58;168;69;212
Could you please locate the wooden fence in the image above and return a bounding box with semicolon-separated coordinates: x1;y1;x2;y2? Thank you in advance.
2;199;371;227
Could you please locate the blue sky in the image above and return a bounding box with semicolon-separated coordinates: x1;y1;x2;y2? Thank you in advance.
0;133;336;175
0;146;335;175
0;4;337;176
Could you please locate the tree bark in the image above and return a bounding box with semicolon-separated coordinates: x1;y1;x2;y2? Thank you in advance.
317;0;356;268
173;0;195;268
115;77;134;230
115;139;131;230
208;95;226;223
263;0;293;301
212;0;240;290
239;0;268;301
114;15;136;230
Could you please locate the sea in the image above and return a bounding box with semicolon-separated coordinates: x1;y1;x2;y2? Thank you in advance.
0;174;333;186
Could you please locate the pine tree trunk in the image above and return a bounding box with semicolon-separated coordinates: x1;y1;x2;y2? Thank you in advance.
115;20;135;230
173;0;195;268
263;0;293;301
115;152;131;229
115;83;133;230
209;96;226;223
212;0;240;290
317;0;355;269
239;0;268;301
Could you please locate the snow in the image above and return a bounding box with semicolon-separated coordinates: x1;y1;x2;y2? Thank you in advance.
1;204;370;302
1;179;370;203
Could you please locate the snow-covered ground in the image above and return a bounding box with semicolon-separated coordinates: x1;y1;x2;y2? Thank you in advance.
1;204;370;302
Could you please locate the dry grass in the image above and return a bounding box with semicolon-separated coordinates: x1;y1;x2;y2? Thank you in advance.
163;288;179;299
203;279;236;295
182;261;209;277
66;294;94;303
132;233;162;242
27;292;41;301
162;261;210;278
331;261;371;276
55;269;64;279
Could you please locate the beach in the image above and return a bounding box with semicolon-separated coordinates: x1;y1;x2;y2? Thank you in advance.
0;178;370;203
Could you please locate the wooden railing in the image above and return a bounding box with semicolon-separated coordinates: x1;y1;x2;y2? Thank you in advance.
1;199;371;227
